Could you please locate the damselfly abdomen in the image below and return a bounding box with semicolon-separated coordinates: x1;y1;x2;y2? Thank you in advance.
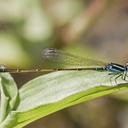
0;48;128;81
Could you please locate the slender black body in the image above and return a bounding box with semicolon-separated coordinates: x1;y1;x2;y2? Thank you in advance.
0;48;127;77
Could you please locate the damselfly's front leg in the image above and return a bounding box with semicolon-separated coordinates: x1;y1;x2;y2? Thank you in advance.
123;63;128;81
109;72;123;85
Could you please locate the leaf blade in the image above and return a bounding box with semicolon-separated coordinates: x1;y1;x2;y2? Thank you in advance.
0;73;19;123
1;71;128;128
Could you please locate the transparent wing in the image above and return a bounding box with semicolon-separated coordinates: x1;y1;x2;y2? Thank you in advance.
42;48;106;68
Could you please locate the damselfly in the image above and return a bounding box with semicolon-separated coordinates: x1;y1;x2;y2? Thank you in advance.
0;48;128;81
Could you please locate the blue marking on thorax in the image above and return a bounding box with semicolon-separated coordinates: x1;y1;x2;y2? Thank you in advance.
105;63;125;73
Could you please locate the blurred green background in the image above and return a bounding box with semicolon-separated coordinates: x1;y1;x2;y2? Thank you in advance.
0;0;128;128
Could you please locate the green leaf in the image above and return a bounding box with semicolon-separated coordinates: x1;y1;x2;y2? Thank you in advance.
0;73;19;123
0;71;128;128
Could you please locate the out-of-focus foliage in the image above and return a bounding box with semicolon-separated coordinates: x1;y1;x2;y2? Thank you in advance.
0;33;31;67
0;0;110;67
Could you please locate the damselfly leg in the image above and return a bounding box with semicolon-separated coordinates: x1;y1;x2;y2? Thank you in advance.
122;63;128;80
